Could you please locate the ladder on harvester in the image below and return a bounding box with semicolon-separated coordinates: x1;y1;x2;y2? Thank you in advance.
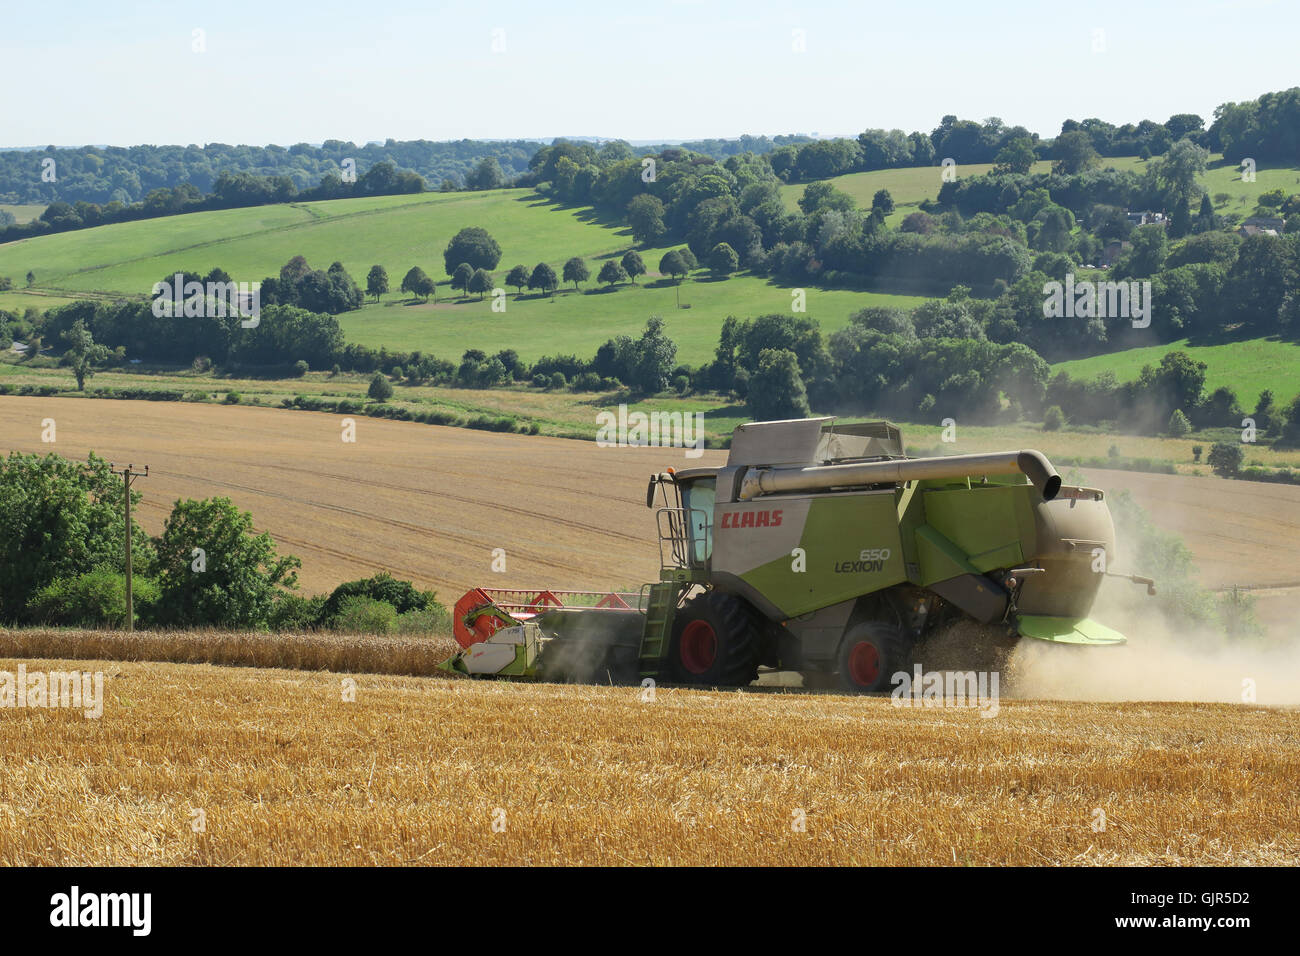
637;579;682;677
635;506;711;678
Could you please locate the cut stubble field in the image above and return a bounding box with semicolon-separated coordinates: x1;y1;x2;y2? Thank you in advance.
1;656;1295;866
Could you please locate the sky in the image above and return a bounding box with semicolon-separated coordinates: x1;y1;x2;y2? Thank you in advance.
1;0;1293;148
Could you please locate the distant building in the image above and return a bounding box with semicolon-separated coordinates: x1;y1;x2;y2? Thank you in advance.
1239;216;1285;237
1125;210;1166;226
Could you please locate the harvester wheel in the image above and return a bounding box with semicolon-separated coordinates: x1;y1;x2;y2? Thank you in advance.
836;622;911;694
670;591;760;687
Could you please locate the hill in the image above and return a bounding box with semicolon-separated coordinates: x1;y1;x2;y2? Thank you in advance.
0;187;928;364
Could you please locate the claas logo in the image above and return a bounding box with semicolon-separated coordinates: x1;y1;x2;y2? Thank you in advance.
720;509;783;529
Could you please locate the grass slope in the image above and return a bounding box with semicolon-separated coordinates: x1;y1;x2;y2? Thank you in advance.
1052;335;1300;405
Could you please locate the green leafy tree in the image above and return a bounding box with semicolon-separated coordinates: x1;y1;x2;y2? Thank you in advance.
0;451;151;622
598;260;628;287
528;262;558;296
451;262;474;295
443;227;502;273
632;315;677;394
994;136;1037;175
468;267;493;299
748;348;811;420
708;242;739;276
626;194;666;244
1051;130;1100;175
1167;408;1191;437
401;266;434;301
154;497;300;627
563;256;590;290
368;371;393;401
871;188;895;216
621;250;646;283
506;264;531;295
798;181;855;215
61;318;109;390
366;265;389;302
1043;405;1066;431
1207;441;1244;477
659;250;688;281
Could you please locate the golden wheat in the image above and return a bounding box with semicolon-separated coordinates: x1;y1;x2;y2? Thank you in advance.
2;654;1296;866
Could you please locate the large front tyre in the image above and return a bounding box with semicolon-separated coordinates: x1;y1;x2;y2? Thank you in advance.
836;622;912;694
670;591;760;687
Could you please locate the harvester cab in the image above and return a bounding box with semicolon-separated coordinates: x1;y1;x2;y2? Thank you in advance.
440;417;1156;692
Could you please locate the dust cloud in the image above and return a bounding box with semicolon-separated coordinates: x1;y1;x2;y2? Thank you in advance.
1005;579;1300;705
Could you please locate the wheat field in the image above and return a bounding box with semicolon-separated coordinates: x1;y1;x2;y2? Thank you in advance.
2;653;1296;866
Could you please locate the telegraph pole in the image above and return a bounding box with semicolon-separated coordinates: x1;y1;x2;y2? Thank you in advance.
110;463;148;632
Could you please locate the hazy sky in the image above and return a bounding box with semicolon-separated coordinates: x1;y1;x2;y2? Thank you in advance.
1;0;1292;148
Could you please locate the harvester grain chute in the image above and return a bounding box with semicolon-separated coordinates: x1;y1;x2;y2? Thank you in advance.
439;417;1156;692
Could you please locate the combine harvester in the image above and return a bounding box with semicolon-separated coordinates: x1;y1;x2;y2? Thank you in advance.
441;417;1155;692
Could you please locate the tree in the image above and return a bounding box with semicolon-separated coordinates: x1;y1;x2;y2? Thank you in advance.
61;318;109;391
659;250;688;281
798;181;856;215
748;348;811;421
621;250;646;284
632;316;677;394
465;156;505;190
563;256;589;290
154;497;300;628
528;262;558;296
506;264;531;295
598;260;628;287
366;265;389;302
400;266;434;301
1051;130;1100;175
25;271;34;287
871;188;895;216
0;451;151;623
1043;405;1066;431
1207;441;1244;477
451;262;474;296
708;242;739;277
1155;139;1210;205
368;371;393;401
443;227;502;274
468;268;493;300
1167;408;1191;437
994;136;1037;175
626;194;666;244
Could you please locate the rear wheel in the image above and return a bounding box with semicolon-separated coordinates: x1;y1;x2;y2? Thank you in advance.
670;591;760;687
836;621;911;694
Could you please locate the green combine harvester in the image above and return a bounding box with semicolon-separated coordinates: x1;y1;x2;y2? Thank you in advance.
440;417;1155;692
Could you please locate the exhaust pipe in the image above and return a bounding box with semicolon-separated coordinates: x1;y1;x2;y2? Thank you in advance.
738;450;1062;501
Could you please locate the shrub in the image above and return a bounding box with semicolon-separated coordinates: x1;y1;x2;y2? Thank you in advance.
330;363;342;377
27;570;159;628
395;605;453;635
1167;408;1191;437
268;592;327;631
549;372;567;390
292;359;310;378
572;371;602;391
317;571;437;625
1192;444;1203;462
332;595;398;634
1043;405;1065;431
1207;441;1244;477
368;372;394;401
224;391;241;405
